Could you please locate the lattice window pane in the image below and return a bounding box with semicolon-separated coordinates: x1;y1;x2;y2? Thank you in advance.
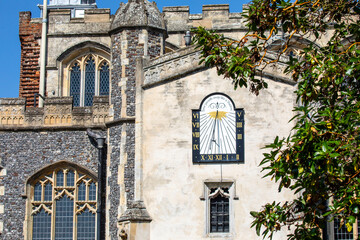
99;62;109;96
89;182;96;201
56;171;64;187
210;194;229;233
32;208;51;240
70;63;81;107
84;57;95;106
77;208;96;240
55;195;74;240
67;171;74;187
334;218;353;240
78;182;86;201
32;168;97;240
44;183;52;202
34;183;42;201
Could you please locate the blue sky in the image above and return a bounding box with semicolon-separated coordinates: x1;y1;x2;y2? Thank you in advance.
0;0;247;98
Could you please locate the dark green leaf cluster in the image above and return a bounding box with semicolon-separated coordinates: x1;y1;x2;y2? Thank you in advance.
192;27;265;94
193;0;360;239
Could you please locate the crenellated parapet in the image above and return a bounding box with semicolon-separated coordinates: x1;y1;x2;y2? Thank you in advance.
0;96;110;128
143;46;204;88
0;98;26;126
163;4;246;32
142;45;294;90
47;8;111;36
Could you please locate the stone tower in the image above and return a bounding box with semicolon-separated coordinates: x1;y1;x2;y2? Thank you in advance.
47;0;97;17
110;0;166;119
108;1;166;239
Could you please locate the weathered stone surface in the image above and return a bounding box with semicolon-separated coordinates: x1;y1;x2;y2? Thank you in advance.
0;130;101;239
0;2;323;239
143;46;204;88
0;96;110;128
110;0;165;32
0;98;26;106
118;200;152;222
108;125;122;239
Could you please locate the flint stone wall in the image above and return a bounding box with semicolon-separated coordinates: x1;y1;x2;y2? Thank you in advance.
0;130;103;239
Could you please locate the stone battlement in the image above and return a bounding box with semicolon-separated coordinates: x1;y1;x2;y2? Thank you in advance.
163;4;246;32
47;8;111;36
0;96;110;129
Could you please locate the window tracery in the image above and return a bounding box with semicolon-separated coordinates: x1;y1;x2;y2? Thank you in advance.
30;167;97;240
209;187;230;233
201;180;237;237
68;54;110;107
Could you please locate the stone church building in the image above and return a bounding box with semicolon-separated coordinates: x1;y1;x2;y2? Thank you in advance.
0;0;350;239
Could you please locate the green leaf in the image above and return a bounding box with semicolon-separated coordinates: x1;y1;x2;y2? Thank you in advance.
250;211;259;217
310;164;316;174
348;216;356;224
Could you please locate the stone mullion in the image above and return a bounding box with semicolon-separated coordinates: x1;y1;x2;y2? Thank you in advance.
95;56;100;96
50;170;56;240
80;57;86;107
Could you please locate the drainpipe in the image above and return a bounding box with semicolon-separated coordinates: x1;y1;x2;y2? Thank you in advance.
87;129;106;240
39;0;48;107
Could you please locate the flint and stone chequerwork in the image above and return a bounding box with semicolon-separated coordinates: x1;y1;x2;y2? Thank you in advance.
0;1;324;239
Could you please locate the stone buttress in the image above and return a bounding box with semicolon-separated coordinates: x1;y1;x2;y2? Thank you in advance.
108;0;166;239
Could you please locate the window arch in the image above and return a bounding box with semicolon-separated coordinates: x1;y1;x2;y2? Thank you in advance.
67;54;110;107
28;163;97;240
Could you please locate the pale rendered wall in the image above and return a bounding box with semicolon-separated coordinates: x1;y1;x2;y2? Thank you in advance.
141;67;296;239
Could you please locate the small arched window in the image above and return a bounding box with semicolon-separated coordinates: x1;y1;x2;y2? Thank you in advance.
68;54;110;107
209;187;230;233
30;166;97;240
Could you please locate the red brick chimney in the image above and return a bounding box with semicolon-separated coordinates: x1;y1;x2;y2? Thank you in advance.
19;12;42;107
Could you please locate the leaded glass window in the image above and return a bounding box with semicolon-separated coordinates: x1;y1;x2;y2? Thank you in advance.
31;167;97;240
68;54;110;107
209;187;230;233
55;196;74;240
84;57;96;106
203;181;235;236
77;209;96;240
70;63;81;107
33;208;52;240
333;217;359;240
99;62;109;96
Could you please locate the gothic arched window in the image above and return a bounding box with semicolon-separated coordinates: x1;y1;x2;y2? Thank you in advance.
68;54;110;107
30;166;97;240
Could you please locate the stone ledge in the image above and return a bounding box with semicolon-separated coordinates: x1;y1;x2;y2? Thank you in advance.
0;124;106;132
49;9;71;15
85;8;110;14
45;97;73;105
0;98;26;105
202;4;230;11
163;6;189;12
93;96;109;104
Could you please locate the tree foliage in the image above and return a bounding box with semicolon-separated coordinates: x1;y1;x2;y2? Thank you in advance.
193;0;360;239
